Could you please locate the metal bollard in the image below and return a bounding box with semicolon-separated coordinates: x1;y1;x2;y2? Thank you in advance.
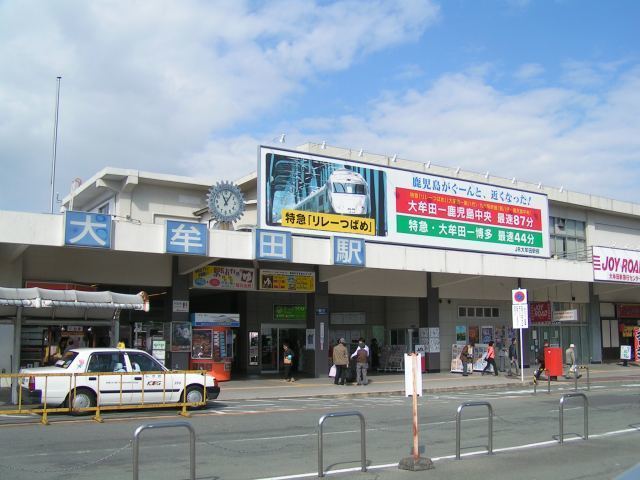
317;411;366;477
558;393;588;444
133;421;196;480
455;402;493;460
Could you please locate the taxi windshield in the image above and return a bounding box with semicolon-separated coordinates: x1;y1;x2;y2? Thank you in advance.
54;351;79;368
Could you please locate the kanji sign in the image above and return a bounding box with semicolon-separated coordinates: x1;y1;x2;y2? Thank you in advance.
166;221;207;255
255;229;292;261
333;237;366;266
64;211;112;248
512;304;529;329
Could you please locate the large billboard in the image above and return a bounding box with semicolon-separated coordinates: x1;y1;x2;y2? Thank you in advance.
593;246;640;284
258;146;550;258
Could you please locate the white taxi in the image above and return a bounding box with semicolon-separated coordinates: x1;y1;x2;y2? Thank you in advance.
19;347;220;410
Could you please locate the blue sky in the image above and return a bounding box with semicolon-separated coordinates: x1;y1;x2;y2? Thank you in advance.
1;0;639;213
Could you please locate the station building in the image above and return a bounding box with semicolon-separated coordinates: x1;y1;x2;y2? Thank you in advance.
1;143;640;379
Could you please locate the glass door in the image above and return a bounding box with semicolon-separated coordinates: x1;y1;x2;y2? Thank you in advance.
261;326;278;373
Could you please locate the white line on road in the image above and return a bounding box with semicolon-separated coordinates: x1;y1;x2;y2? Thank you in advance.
253;426;640;480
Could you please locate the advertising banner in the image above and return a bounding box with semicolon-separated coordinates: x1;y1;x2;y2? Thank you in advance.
259;269;316;292
192;266;256;290
635;328;640;362
593;246;640;284
258;146;550;257
191;313;240;327
530;301;552;323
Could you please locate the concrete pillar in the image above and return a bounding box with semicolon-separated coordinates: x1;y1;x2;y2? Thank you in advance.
419;273;440;373
11;307;22;404
589;284;602;363
307;276;329;378
170;256;190;370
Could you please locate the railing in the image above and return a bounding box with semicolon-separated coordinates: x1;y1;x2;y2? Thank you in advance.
0;370;212;425
572;365;590;391
455;402;493;460
133;421;196;480
533;368;551;395
317;411;366;477
559;393;588;444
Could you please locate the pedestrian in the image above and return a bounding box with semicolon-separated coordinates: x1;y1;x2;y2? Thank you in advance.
459;343;472;376
533;341;549;384
332;338;349;385
564;343;581;379
507;338;520;376
350;338;369;385
282;342;295;382
482;341;498;376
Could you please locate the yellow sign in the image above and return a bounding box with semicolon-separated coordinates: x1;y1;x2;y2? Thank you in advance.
281;209;375;236
259;269;315;293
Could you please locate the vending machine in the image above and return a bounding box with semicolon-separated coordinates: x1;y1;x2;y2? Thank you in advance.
189;313;238;382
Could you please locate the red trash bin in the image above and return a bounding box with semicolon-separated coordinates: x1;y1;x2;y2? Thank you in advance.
544;347;563;378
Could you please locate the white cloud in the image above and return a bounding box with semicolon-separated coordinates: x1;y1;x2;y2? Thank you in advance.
514;63;545;81
0;0;439;212
290;66;640;203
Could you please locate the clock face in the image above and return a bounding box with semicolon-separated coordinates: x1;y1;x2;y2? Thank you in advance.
208;182;245;223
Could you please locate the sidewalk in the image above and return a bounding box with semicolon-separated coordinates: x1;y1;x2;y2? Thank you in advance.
218;363;640;401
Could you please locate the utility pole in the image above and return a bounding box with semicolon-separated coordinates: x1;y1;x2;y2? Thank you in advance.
49;76;62;214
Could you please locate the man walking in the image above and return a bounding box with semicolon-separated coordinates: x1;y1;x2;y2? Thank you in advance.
507;338;519;376
350;338;369;385
332;338;349;385
565;343;581;379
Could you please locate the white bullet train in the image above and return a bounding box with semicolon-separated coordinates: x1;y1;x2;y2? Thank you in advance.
294;168;370;216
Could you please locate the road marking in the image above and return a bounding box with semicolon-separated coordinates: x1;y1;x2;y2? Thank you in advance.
253;426;640;479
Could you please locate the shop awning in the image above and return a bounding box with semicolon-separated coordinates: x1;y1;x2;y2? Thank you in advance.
0;287;149;319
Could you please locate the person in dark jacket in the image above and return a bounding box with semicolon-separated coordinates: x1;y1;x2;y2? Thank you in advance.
350;338;370;385
332;338;349;385
533;341;549;384
507;338;520;376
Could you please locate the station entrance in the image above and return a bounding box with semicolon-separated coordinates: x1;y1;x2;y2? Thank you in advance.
260;325;306;373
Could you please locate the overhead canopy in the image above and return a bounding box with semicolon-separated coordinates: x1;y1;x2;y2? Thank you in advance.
0;287;149;320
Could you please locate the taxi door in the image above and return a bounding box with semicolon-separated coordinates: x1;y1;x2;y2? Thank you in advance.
126;352;171;405
84;352;132;405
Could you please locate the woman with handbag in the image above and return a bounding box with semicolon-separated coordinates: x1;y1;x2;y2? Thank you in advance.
283;342;295;382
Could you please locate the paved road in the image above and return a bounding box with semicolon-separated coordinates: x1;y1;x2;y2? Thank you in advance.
0;379;639;479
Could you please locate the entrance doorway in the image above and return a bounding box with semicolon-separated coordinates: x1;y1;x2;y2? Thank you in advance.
529;325;589;365
261;325;305;373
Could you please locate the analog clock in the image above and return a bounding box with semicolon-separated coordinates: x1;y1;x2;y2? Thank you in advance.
207;181;245;223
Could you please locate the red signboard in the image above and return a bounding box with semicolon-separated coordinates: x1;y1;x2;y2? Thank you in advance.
530;302;552;323
618;304;640;319
395;188;543;231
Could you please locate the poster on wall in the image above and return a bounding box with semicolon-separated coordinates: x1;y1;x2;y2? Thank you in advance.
469;326;479;345
191;329;213;359
450;344;464;373
170;322;192;353
192;265;256;290
481;326;494;344
456;326;467;344
258;146;550;258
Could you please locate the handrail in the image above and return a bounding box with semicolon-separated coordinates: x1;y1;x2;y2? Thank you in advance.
559;393;588;444
133;421;196;480
455;402;493;460
317;411;366;477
